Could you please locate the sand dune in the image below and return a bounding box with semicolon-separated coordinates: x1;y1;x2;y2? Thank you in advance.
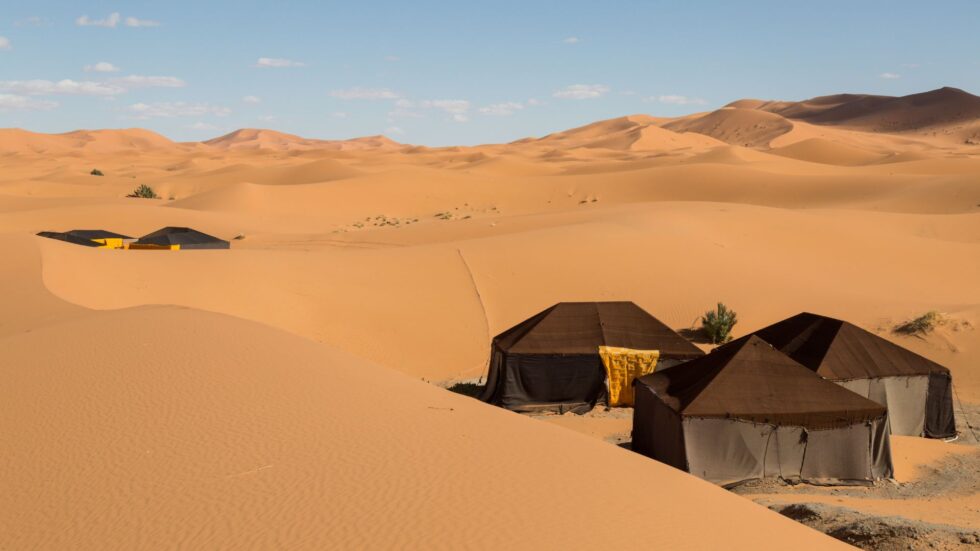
2;86;979;548
662;107;795;147
768;138;886;165
0;127;181;156
739;87;980;144
0;301;841;549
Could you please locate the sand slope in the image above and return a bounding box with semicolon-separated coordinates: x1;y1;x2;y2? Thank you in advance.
0;302;841;549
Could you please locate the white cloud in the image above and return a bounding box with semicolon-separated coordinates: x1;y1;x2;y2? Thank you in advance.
879;72;901;79
479;102;524;116
126;102;231;119
84;62;121;73
15;16;46;27
384;55;400;62
187;121;218;130
0;37;11;51
110;75;186;88
0;79;125;96
526;98;545;107
553;84;610;99
384;126;405;135
255;57;305;68
331;111;348;118
125;17;160;28
388;98;423;120
258;115;276;122
330;87;400;100
76;13;121;28
900;63;920;69
0;94;58;111
563;36;580;44
387;98;473;122
242;95;261;104
649;94;707;106
426;99;470;122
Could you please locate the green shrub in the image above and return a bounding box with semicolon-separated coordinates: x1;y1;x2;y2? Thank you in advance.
701;303;738;344
895;311;942;336
127;184;158;199
90;168;104;176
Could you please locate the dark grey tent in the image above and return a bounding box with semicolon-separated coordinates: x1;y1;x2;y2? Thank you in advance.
131;227;230;250
479;302;704;414
632;336;894;487
734;313;955;439
37;229;133;248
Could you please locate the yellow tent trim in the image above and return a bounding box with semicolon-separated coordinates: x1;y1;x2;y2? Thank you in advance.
598;346;659;407
90;237;127;249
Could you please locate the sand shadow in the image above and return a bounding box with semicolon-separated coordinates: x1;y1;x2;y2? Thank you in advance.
677;327;714;345
447;381;485;399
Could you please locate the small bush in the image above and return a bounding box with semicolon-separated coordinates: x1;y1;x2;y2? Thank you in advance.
895;311;942;336
90;169;104;176
127;184;158;199
701;303;738;344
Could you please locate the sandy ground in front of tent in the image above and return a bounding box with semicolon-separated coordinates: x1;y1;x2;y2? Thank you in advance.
2;100;979;548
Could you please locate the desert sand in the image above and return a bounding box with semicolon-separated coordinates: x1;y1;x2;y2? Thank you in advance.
1;87;978;549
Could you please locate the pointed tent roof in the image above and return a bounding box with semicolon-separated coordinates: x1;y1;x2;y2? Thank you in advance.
735;312;949;380
37;229;132;246
64;229;132;240
636;336;886;428
494;301;704;358
135;227;228;247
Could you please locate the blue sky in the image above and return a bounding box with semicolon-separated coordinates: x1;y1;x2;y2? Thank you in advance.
1;1;978;145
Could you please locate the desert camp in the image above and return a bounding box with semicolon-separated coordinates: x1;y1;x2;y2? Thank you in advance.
37;227;231;251
631;336;894;487
736;313;957;439
478;301;704;413
3;4;979;545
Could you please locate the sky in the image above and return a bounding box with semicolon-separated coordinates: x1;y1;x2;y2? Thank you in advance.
1;1;978;145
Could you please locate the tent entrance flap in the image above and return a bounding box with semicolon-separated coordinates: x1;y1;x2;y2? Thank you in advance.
598;346;659;406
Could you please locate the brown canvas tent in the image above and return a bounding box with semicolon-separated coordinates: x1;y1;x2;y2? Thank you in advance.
479;302;704;413
37;229;133;248
130;227;230;250
632;336;894;487
735;313;955;439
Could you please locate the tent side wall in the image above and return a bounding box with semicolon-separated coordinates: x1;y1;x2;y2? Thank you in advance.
836;376;929;437
180;241;231;250
128;243;179;250
679;416;892;487
482;352;606;414
631;384;686;471
925;373;956;438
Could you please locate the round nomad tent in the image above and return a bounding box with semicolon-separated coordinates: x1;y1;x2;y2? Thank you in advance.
479;301;704;414
632;336;894;487
735;312;955;439
130;227;230;250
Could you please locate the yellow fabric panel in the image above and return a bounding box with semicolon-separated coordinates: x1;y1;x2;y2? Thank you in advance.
92;238;125;249
598;346;660;407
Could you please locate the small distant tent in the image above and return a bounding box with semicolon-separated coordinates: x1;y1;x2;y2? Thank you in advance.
129;227;230;250
479;302;704;413
736;313;955;439
632;336;894;487
37;229;133;249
